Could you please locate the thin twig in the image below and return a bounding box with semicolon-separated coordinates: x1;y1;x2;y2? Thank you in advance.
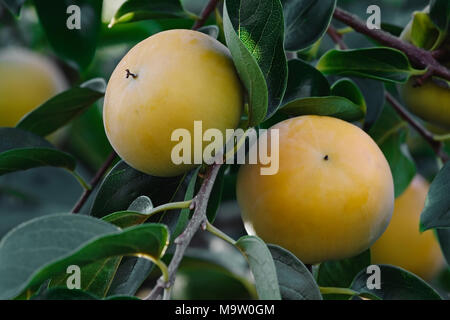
326;24;449;164
145;163;222;300
332;7;450;82
192;0;220;30
71;151;117;213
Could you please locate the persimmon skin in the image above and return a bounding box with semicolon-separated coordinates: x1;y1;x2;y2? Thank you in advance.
103;29;243;177
0;48;67;127
371;176;445;281
237;116;394;264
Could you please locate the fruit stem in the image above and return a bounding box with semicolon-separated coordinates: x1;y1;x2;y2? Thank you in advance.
192;0;220;30
205;220;237;245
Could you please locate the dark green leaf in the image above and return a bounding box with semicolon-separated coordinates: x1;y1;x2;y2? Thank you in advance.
317;250;371;288
317;48;423;83
16;78;106;137
281;0;336;51
206;165;226;223
90;161;184;218
351;265;442;300
108;256;153;296
0;128;76;175
33;0;103;69
281;59;330;106
223;0;288;125
281;96;365;121
430;0;450;32
437;229;450;266
236;235;281;300
109;0;188;27
420;162;450;230
369;106;416;198
269;244;322;300
0;214;169;299
331;78;366;112
1;0;25;15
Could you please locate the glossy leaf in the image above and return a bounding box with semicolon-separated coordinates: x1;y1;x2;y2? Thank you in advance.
90;161;184;218
0;128;76;176
331;78;367;113
420;162;450;231
281;0;336;51
351;265;442;300
33;0;103;69
236;236;281;300
17;78;106;137
109;0;188;27
0;214;169;299
223;0;288;125
269;244;322;300
317;250;371;288
317;48;423;83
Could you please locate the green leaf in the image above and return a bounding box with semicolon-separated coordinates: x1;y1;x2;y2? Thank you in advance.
90;161;184;218
0;128;76;175
107;256;153;296
0;214;169;299
437;229;450;266
410;12;440;50
420;162;450;231
268;244;322;300
173;168;200;239
109;0;188;27
369;106;416;198
331;78;367;113
16;79;106;137
317;48;423;83
33;0;103;69
223;0;288;125
281;59;330;105
206;165;227;223
281;96;365;121
430;0;450;32
281;0;336;51
317;250;371;289
351;265;442;300
1;0;25;15
235;235;281;300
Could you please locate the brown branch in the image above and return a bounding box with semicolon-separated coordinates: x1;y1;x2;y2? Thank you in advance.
326;26;449;164
145;163;222;300
71;151;117;213
192;0;220;30
332;7;450;82
385;92;448;163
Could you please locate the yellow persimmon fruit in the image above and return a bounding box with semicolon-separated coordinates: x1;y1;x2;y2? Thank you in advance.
0;47;67;127
103;29;243;177
236;116;394;264
371;176;445;280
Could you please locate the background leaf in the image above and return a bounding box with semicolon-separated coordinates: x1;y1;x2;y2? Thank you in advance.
235;235;281;300
16;78;106;137
281;0;336;51
0;128;76;176
1;0;25;15
0;214;169;299
90;161;185;218
430;0;450;32
109;0;188;27
33;0;103;69
351;264;442;300
420;162;450;230
269;244;322;300
223;0;288;125
317;48;423;83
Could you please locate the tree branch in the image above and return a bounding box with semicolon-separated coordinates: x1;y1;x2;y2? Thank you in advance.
332;7;450;82
71;151;117;213
145;163;222;300
192;0;220;30
327;26;449;164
